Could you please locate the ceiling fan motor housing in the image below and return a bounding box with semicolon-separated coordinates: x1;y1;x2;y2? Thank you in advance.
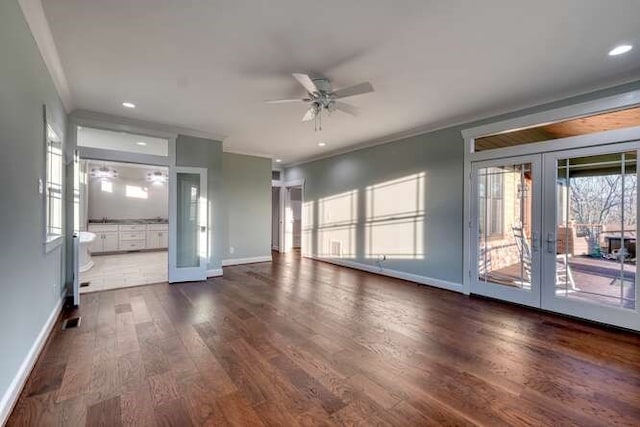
311;78;332;93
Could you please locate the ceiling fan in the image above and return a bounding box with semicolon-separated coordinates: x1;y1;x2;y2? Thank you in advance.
266;73;374;131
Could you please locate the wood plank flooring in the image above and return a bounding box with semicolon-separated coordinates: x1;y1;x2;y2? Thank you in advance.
8;252;640;426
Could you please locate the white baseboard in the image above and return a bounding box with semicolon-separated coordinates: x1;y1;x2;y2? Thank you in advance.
207;268;223;277
0;297;63;425
309;256;463;293
222;255;272;267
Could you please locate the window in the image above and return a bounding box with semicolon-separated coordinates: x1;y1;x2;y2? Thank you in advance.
478;167;504;237
125;185;148;199
45;124;63;246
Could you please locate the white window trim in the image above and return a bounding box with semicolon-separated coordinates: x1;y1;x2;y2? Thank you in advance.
45;235;64;253
43;106;64;253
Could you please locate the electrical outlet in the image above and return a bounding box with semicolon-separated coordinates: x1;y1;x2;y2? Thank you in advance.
229;246;235;254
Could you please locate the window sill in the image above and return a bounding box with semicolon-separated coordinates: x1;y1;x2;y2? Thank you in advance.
45;235;64;253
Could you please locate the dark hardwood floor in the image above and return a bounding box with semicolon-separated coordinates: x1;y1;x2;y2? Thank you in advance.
8;251;640;426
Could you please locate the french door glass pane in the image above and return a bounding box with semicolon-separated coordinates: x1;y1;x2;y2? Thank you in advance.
555;152;636;310
477;163;533;289
177;173;201;268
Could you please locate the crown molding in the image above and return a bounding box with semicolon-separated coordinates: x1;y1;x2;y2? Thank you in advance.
222;147;273;159
284;76;640;168
70;109;226;142
19;0;73;112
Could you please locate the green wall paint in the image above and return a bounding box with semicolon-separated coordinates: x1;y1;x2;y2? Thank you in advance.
286;80;640;285
175;139;272;268
175;135;224;271
222;153;272;260
0;0;67;411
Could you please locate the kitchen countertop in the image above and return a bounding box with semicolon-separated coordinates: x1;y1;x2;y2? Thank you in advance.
88;219;168;225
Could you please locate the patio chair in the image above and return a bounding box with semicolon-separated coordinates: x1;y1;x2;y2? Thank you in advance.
512;223;577;291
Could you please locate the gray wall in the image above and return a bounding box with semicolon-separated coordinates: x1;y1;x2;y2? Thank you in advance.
222;153;272;260
0;0;67;411
286;80;640;285
286;128;464;283
175;135;224;271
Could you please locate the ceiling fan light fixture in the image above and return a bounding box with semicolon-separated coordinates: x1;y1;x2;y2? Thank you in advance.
146;171;168;184
267;73;373;132
90;166;119;180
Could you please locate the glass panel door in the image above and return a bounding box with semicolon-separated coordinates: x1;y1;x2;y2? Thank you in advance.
169;167;208;283
542;145;639;330
471;155;542;307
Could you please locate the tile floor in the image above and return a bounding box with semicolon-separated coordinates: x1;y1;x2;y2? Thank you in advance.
79;250;167;293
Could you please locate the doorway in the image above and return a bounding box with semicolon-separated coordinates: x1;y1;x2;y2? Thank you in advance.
272;187;280;251
471;143;639;330
282;184;303;253
78;159;169;293
289;187;302;250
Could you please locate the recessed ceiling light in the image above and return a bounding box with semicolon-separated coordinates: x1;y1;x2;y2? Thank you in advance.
318;142;327;147
609;45;633;56
275;159;282;163
136;141;147;146
122;102;136;108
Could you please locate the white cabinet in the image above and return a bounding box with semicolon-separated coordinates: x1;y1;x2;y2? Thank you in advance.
118;229;146;251
88;225;119;254
103;232;119;252
146;224;169;249
87;222;168;253
88;231;119;253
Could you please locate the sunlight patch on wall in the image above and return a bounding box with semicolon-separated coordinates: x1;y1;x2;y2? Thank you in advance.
317;190;357;257
365;173;426;259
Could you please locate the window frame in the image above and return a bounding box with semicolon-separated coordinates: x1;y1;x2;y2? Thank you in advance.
44;108;64;253
479;167;505;239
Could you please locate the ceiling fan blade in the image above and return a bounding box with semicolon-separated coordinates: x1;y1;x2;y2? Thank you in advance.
265;98;307;104
292;73;319;94
332;82;374;99
302;107;317;122
334;101;358;116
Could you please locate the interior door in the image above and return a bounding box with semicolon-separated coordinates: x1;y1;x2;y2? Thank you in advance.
72;149;80;306
169;167;208;283
542;143;639;330
471;155;542;307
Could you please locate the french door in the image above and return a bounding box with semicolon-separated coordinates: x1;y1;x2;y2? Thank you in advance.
472;144;640;331
169;167;208;283
471;155;542;307
542;143;639;330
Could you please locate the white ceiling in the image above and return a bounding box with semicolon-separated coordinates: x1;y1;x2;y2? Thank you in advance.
42;0;640;164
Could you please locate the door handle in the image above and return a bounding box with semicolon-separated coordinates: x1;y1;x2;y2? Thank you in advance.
546;233;556;253
200;226;206;232
531;232;539;252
